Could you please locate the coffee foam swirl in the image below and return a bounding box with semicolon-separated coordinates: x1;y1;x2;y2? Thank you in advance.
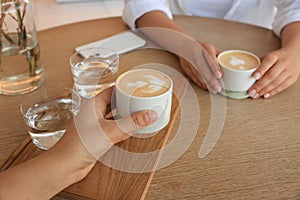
127;75;165;94
117;69;171;97
230;56;246;70
218;51;259;71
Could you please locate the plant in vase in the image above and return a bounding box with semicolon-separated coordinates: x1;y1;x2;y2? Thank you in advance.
0;0;44;95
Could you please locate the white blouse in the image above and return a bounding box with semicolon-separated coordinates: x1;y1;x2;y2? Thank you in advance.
122;0;300;36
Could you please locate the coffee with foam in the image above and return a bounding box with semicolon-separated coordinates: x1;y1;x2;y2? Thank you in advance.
117;69;171;97
217;50;261;99
218;51;260;70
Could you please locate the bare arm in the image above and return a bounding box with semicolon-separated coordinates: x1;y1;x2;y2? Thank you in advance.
0;88;157;199
136;11;190;35
0;124;96;200
136;11;222;93
281;22;300;51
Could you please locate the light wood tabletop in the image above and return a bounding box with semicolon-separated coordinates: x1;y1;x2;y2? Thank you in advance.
0;16;299;200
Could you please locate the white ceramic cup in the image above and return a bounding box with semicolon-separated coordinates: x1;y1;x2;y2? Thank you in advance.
116;69;173;134
218;50;261;99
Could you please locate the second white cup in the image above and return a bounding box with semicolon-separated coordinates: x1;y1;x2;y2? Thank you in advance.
218;50;261;99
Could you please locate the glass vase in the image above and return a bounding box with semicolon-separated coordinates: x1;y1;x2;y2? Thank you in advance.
0;0;45;95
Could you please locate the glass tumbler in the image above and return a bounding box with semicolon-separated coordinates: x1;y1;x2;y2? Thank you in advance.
70;47;119;99
20;87;81;150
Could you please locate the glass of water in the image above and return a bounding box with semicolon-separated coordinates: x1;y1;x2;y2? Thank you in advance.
70;47;119;99
20;87;81;150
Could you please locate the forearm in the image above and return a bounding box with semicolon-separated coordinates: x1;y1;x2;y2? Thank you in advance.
136;11;201;62
0;154;91;199
0;124;96;199
136;11;191;36
136;11;222;90
281;22;300;51
0;87;153;199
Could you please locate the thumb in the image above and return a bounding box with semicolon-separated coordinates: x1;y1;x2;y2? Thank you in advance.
122;110;158;133
103;110;158;143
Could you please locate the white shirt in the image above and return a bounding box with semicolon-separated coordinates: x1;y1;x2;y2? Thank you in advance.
122;0;300;36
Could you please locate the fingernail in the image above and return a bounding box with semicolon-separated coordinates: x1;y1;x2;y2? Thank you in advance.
145;110;157;123
214;85;222;93
216;71;222;79
253;72;261;80
144;112;151;123
264;93;270;99
253;93;260;99
248;89;257;97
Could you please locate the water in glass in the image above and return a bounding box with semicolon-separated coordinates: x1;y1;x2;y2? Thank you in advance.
24;97;79;150
70;48;119;99
73;60;118;98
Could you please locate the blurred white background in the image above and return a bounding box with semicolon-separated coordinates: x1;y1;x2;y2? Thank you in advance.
31;0;123;31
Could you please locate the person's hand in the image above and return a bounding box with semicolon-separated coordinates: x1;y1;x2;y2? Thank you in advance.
179;41;223;93
0;87;158;200
93;87;158;143
51;87;158;182
248;48;300;99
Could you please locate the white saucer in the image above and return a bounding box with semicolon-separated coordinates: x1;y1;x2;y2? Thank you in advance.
219;89;249;99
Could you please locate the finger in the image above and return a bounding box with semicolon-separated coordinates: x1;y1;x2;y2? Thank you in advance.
193;54;222;93
256;70;289;98
95;86;114;105
93;86;115;118
104;110;158;143
180;59;207;88
183;63;208;89
249;62;285;96
191;73;208;89
180;59;193;78
181;49;222;93
263;76;295;99
186;63;212;90
215;48;222;55
185;48;221;93
125;110;158;131
104;103;113;119
201;43;222;77
252;53;277;80
198;49;221;78
194;75;208;89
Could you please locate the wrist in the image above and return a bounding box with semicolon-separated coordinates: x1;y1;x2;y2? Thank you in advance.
46;123;98;179
43;141;97;192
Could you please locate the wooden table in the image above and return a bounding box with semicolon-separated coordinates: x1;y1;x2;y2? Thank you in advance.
0;16;299;199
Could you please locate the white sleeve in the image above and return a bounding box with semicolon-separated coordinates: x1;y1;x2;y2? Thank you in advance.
122;0;173;30
273;0;300;37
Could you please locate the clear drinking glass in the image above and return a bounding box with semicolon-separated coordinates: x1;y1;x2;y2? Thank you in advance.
70;47;119;99
20;87;81;150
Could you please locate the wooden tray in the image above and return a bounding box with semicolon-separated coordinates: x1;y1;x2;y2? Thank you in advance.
0;77;188;200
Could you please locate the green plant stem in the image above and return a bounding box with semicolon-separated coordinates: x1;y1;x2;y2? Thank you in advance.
0;1;5;77
0;0;36;77
16;1;36;76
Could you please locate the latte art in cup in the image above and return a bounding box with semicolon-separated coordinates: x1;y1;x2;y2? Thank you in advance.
217;50;261;99
116;69;173;133
117;69;171;97
218;51;260;70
